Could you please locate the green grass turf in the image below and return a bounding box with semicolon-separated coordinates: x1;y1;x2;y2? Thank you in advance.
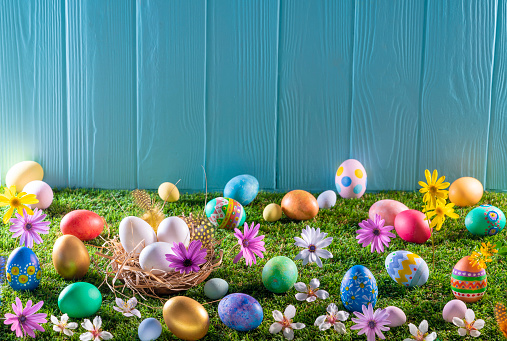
1;189;506;340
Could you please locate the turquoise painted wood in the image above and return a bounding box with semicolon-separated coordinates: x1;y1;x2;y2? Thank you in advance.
1;0;507;192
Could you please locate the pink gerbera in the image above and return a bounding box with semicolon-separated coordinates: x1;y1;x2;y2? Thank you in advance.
9;208;50;249
233;222;266;266
4;297;47;338
166;240;207;274
350;303;390;341
356;214;395;253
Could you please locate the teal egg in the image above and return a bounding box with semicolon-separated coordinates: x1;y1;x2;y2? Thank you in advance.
204;278;229;300
262;256;298;293
6;247;41;291
58;282;102;318
465;204;506;236
205;197;246;230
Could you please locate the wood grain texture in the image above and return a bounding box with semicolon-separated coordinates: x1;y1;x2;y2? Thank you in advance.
351;0;424;191
487;0;506;190
0;0;67;188
419;0;497;185
206;0;278;190
137;0;206;190
277;0;354;191
66;0;136;189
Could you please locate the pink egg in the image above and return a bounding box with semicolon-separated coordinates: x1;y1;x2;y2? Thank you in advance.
369;199;409;226
23;180;53;209
335;159;367;199
394;210;431;244
442;299;467;322
385;306;406;327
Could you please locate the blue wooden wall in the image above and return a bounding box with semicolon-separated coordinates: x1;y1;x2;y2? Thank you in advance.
1;0;506;192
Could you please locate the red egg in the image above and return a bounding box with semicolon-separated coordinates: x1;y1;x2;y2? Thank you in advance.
60;210;104;241
394;209;431;244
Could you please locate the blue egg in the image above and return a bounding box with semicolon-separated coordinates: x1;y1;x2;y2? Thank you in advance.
6;247;41;291
218;293;263;331
138;318;162;341
340;265;378;312
224;174;259;206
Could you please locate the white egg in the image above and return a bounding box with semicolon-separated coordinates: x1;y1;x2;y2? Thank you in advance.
23;180;54;209
157;216;190;247
119;216;157;255
139;242;175;275
317;190;337;209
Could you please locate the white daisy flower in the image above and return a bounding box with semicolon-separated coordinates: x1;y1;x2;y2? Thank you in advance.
294;278;329;302
80;316;113;341
453;309;485;337
294;226;333;267
404;320;437;341
51;314;78;337
269;305;305;340
113;297;141;318
314;303;349;333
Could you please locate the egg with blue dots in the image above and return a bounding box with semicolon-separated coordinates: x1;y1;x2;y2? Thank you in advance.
335;159;367;199
6;247;41;291
340;265;377;312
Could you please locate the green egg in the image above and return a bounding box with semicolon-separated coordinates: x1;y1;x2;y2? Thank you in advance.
465;204;506;236
58;282;102;318
262;256;298;293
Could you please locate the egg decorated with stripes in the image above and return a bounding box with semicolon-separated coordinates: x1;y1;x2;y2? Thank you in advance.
451;256;487;303
385;250;429;287
205;197;246;230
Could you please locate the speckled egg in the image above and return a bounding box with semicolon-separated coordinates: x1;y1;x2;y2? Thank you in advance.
205;197;246;230
442;299;467;322
385;250;429;287
204;278;229;300
317;190;337;209
465;204;506;236
218;293;263;332
340;265;378;312
451;256;487;303
335;159;367;199
262;256;298;293
369;199;409;227
182;215;216;249
6;247;41;291
385;306;406;327
224;174;259;206
138;318;162;341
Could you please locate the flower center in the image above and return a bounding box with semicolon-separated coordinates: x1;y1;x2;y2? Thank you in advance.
11;198;20;207
465;320;477;331
415;331;428;341
18;315;26;323
435;207;444;215
25;223;32;230
242;240;250;247
308;244;316;252
326;315;337;325
183;259;192;267
368;320;376;329
281;317;292;328
428;185;438;196
373;228;380;236
307;287;315;296
92;330;101;338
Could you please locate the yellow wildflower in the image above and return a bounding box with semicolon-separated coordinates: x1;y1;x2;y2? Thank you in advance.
418;169;450;209
0;186;38;223
425;201;459;231
469;251;492;269
480;242;498;257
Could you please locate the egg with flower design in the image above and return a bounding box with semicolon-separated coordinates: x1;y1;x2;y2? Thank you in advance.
340;265;377;312
205;197;246;230
6;247;41;291
465;205;506;236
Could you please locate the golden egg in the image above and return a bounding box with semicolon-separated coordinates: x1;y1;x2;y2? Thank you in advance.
52;235;90;280
449;177;483;207
158;182;180;202
163;296;209;340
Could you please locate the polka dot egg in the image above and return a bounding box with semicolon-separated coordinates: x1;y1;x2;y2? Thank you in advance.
6;247;41;291
335;159;367;199
181;215;216;249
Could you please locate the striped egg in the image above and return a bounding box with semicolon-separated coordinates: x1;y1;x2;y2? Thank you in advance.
451;256;487;303
385;250;429;287
205;197;246;230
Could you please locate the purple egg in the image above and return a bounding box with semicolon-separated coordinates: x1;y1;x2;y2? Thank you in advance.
218;293;263;331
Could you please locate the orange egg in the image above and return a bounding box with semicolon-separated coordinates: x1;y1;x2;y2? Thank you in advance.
449;177;483;207
281;190;319;220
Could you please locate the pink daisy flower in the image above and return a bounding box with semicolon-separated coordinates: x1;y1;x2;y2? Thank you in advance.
233;222;266;266
9;208;50;249
4;297;47;338
356;214;395;253
166;240;207;274
350;303;390;341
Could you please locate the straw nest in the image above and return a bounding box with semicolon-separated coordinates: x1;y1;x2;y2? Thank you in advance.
95;215;222;299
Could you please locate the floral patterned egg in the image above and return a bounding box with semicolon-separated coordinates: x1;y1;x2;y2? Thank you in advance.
6;247;41;291
465;204;506;236
181;215;216;249
340;265;377;312
385;250;429;287
335;159;367;199
205;197;246;230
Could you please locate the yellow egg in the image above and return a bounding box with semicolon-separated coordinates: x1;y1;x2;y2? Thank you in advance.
163;296;209;340
5;161;44;192
52;235;90;280
449;177;483;207
263;203;282;222
158;182;180;202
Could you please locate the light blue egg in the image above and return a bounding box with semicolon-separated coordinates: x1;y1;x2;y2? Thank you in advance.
138;318;162;341
224;174;259;206
385;250;429;287
204;278;229;300
6;247;41;291
340;265;377;312
218;293;263;331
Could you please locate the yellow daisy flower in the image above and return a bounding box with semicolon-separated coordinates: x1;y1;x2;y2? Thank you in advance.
418;169;450;209
0;186;38;223
425;201;459;231
480;242;498;257
469;251;492;269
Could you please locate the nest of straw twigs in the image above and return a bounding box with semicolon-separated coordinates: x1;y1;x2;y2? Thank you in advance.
95;216;223;299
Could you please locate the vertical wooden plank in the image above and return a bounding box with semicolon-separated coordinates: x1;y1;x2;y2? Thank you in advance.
420;0;497;184
206;0;278;190
137;0;205;190
277;0;353;191
66;0;136;189
487;0;506;191
351;0;424;191
0;0;67;188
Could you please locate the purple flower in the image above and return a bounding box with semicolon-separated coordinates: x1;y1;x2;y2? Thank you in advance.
166;240;207;274
4;297;47;338
9;208;50;249
233;222;266;266
350;303;390;341
356;214;395;253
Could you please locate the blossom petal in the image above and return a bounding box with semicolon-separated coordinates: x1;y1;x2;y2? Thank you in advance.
408;323;418;337
418;320;428;334
293;282;307;292
295;293;308;301
453;317;465;327
273;310;283;322
284;305;296;319
283;327;294;340
465;309;475;323
309;278;320;289
474;319;485;330
269;322;282;334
